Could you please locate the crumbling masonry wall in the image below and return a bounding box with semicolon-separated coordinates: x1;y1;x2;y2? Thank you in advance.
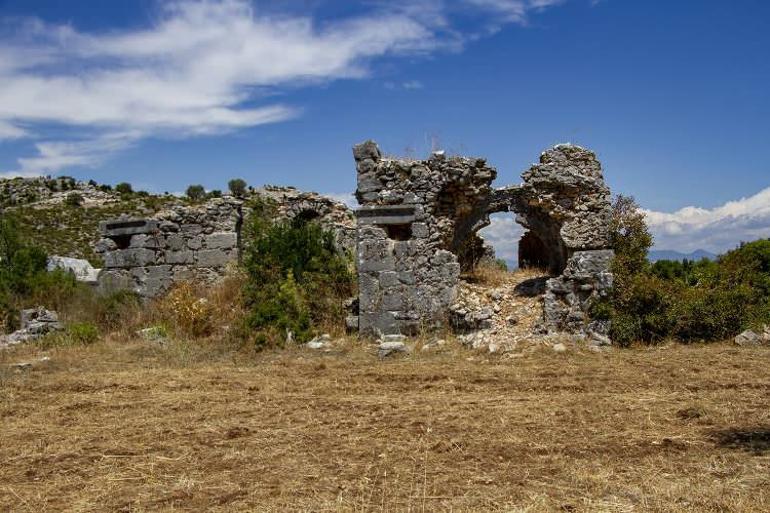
94;190;356;299
96;198;242;298
353;142;498;336
353;141;614;337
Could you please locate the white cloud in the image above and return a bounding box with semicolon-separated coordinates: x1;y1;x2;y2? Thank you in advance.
0;0;569;176
0;132;139;178
463;0;565;24
479;213;525;265
644;187;770;254
0;120;27;140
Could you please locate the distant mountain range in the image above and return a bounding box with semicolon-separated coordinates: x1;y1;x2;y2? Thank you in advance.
648;249;717;262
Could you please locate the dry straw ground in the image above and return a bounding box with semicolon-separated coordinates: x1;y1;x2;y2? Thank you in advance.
1;338;769;512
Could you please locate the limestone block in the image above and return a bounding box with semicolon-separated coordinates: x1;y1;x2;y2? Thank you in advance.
205;232;237;249
165;250;194;265
165;233;185;251
187;236;203;250
353;140;381;162
94;238;117;253
181;224;203;236
358;240;394;272
196;249;231;267
103;248;157;269
379;271;400;288
381;290;404;311
130;234;163;249
358;274;380;312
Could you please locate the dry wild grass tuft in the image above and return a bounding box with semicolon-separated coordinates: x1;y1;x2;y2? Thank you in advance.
1;337;769;512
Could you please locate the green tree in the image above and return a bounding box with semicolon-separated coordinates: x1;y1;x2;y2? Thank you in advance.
115;182;133;195
228;178;248;198
0;214;76;331
185;184;206;202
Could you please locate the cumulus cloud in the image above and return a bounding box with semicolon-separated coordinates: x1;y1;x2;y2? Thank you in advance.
477;186;770;265
2;132;140;178
645;187;770;254
0;0;569;177
479;213;525;265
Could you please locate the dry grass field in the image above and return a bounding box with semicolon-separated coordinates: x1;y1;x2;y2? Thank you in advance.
1;338;769;512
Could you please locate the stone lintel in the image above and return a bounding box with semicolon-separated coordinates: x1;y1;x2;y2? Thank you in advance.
356;206;416;225
99;218;159;237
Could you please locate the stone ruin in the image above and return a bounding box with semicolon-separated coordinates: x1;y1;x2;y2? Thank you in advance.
94;189;355;298
351;141;613;338
96;198;242;298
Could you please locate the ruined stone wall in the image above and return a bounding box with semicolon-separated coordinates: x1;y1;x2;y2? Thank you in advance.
353;141;614;339
94;189;356;299
95;198;242;298
353;141;497;336
516;145;614;336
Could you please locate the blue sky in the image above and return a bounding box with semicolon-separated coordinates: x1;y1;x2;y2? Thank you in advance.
0;0;768;258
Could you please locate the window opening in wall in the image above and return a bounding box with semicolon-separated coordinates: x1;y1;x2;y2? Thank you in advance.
384;223;412;241
113;234;132;250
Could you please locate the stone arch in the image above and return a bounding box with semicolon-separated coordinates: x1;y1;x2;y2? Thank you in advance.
352;141;614;337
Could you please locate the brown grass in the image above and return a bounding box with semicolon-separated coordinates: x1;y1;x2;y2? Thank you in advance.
1;339;769;512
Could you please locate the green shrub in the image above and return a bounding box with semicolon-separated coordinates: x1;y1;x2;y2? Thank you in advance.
600;196;770;345
65;192;84;208
240;202;354;348
1;214;77;331
65;322;100;345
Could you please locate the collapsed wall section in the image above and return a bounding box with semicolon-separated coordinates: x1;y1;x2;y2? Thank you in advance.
253;186;356;256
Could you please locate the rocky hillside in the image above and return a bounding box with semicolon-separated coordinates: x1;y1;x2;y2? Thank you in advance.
1;177;355;266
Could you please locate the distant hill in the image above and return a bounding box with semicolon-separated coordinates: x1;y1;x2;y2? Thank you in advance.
648;249;717;262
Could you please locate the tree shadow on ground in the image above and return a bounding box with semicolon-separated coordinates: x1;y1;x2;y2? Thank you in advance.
712;428;770;455
514;276;549;297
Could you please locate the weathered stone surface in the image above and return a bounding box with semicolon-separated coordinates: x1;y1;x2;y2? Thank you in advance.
165;250;194;265
196;249;232;267
205;232;237;249
378;340;409;358
734;327;770;346
1;307;63;349
353;140;613;339
47;256;100;284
